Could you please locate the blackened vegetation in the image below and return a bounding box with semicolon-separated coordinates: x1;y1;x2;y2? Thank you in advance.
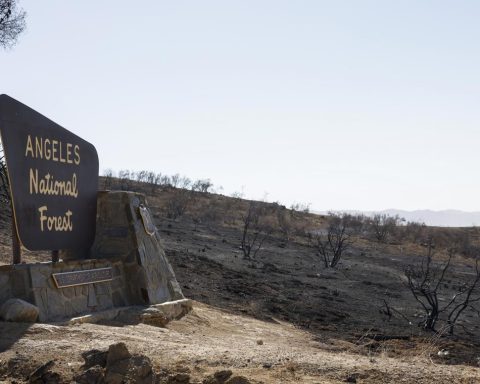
165;188;195;220
0;143;12;258
0;143;11;216
370;214;402;243
309;213;351;268
164;241;351;331
240;201;273;260
82;173;480;355
405;239;480;335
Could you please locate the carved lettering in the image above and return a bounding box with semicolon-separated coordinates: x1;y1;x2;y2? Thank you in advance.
29;168;78;198
38;206;73;232
25;134;34;157
24;135;81;165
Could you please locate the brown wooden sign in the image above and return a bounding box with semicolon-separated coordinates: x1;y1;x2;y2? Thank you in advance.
0;94;99;251
52;267;113;288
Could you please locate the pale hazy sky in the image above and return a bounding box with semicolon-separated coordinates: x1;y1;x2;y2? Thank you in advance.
2;1;480;211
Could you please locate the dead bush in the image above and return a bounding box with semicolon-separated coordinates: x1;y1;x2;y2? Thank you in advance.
403;220;427;243
368;214;402;243
310;213;351;268
165;189;195;220
241;201;273;259
0;143;10;208
405;239;480;335
276;205;292;244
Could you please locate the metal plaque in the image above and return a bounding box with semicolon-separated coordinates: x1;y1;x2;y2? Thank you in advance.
52;267;113;288
0;94;99;251
139;205;156;236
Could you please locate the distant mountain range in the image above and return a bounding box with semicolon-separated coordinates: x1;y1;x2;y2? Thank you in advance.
317;209;480;228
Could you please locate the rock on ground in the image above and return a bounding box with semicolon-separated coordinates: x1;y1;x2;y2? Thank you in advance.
75;365;105;384
202;370;233;384
0;298;39;322
81;349;108;369
76;342;156;384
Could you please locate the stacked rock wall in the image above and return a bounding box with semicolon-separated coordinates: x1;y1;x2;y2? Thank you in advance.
28;259;129;321
0;191;185;322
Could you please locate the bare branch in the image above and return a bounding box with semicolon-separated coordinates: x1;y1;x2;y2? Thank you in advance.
405;248;480;334
0;0;26;49
310;213;351;268
241;201;271;260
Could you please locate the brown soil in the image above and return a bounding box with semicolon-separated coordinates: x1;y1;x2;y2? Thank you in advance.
1;302;480;383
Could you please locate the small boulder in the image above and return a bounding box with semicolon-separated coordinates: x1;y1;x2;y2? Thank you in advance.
106;342;131;365
140;309;169;327
105;343;155;384
127;355;155;382
35;370;61;384
27;360;55;383
74;365;105;384
0;299;39;323
202;370;233;384
81;349;108;369
214;370;233;383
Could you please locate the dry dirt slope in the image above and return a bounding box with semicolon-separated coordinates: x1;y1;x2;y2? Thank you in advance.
1;302;480;383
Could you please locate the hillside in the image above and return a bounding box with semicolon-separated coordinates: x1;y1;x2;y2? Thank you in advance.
1;179;480;383
381;209;480;228
317;209;480;227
